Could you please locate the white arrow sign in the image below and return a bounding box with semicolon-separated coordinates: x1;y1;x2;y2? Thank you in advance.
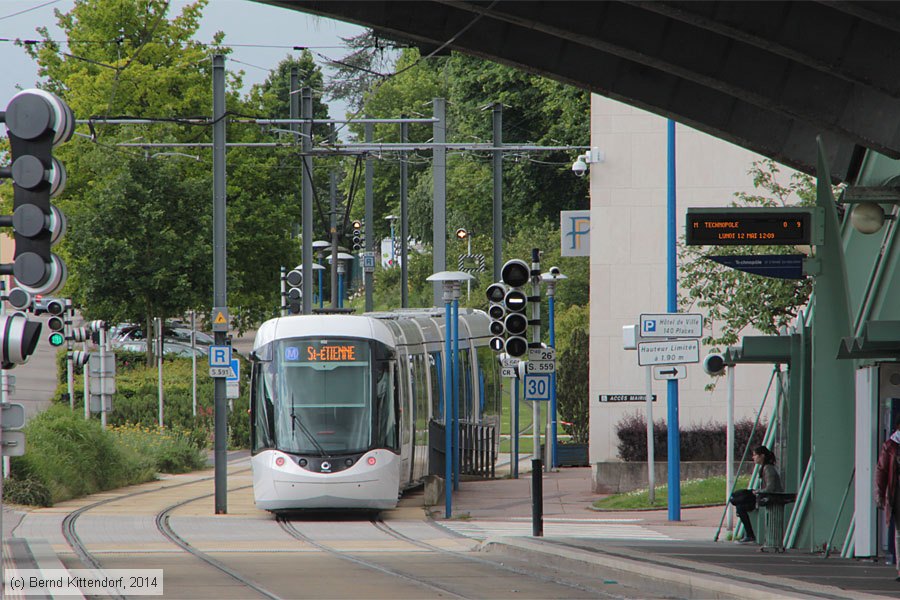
638;339;700;366
653;365;688;380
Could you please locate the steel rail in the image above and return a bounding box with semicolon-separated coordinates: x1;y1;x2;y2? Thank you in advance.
155;485;279;600
276;516;469;600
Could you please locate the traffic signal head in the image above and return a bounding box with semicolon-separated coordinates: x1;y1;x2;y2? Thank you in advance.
352;220;363;251
2;89;74;296
504;336;528;358
0;312;42;368
70;350;90;367
285;268;302;314
6;287;32;311
500;259;530;288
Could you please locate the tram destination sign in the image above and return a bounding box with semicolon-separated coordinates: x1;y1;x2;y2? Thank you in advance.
685;208;814;246
638;339;700;366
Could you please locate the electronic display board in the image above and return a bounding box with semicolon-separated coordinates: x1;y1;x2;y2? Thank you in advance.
686;212;811;246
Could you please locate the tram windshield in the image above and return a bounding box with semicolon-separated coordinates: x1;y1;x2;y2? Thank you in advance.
266;338;391;455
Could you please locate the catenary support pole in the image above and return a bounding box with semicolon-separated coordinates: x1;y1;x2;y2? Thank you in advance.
443;285;453;517
512;374;519;479
666;119;681;521
646;366;655;504
301;87;314;315
726;365;735;533
290;68;300;242
365;122;374;312
212;54;228;514
330;171;339;309
400;120;409;308
492;103;503;281
432;99;446;307
452;284;460;490
548;291;557;469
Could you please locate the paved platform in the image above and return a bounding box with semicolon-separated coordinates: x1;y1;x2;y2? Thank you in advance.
439;464;900;599
4;457;900;598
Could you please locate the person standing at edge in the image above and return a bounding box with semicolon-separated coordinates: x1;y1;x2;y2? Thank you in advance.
876;419;900;581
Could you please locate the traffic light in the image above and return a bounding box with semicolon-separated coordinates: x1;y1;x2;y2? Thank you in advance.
46;299;65;347
285;268;302;314
70;350;90;367
1;89;73;296
0;313;41;369
485;283;507;352
500;259;530;357
352;220;363;251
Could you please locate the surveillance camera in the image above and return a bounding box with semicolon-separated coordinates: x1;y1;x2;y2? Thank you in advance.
571;156;588;177
703;353;727;376
549;266;561;277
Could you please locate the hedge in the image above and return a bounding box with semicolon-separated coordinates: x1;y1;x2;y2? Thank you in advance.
615;412;767;462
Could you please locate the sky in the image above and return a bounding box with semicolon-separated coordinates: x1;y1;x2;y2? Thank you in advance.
0;0;366;116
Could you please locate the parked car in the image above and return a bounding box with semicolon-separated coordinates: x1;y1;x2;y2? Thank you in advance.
113;324;214;346
111;339;209;357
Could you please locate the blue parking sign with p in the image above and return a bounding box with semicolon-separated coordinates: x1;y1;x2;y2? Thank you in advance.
210;345;231;368
643;320;656;333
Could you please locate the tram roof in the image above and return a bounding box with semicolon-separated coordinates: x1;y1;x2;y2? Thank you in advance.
253;314;395;349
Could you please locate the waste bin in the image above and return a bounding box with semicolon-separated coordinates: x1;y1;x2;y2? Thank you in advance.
757;492;796;553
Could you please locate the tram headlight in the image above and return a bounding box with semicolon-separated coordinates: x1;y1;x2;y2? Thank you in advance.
367;456;377;466
275;456;285;467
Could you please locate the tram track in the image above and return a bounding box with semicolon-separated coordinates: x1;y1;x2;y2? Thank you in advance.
57;463;282;600
276;515;471;600
373;517;630;600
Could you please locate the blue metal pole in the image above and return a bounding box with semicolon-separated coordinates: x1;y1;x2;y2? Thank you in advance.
444;299;452;517
452;296;460;490
338;273;344;309
513;373;519;479
549;295;557;469
318;268;324;309
667;119;681;522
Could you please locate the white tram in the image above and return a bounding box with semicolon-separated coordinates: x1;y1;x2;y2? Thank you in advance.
249;309;501;511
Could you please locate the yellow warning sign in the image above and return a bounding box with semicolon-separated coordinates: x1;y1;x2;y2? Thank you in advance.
211;306;229;332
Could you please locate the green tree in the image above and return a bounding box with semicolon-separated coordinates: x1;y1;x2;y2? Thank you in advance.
557;328;589;445
679;160;817;350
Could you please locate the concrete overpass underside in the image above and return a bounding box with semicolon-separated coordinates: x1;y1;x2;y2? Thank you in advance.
265;0;900;183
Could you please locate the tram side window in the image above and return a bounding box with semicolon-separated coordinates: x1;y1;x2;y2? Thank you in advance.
374;361;398;451
477;347;501;417
459;349;472;421
253;364;276;451
430;352;444;423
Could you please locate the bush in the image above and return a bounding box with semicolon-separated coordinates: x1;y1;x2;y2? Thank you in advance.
615;412;767;462
50;353;250;450
557;327;589;444
108;424;206;473
3;477;52;507
7;405;155;505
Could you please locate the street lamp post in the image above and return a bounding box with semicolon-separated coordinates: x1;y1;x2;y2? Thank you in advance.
327;252;354;309
542;268;568;470
386;215;399;267
426;270;474;517
313;240;330;309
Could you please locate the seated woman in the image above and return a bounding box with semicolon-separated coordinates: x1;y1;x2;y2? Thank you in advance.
731;445;783;544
